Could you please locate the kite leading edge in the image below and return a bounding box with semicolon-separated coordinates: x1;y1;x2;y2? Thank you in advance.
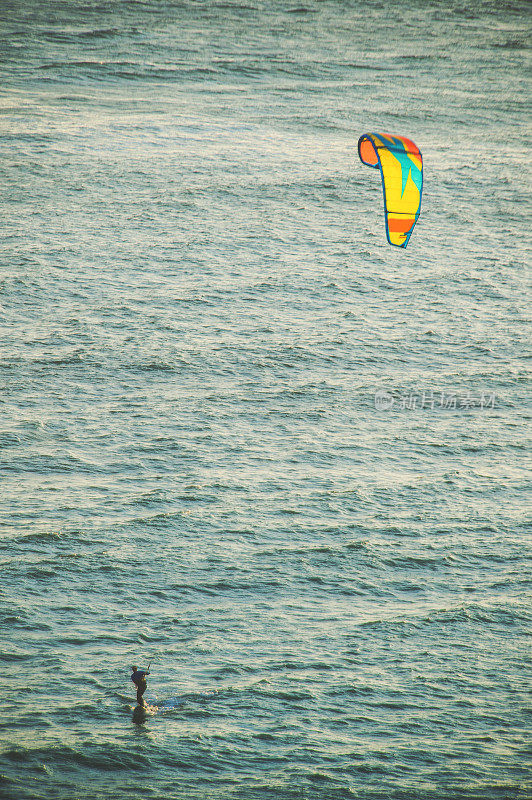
358;132;423;248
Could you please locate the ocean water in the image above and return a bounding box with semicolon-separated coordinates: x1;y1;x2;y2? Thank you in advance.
0;1;530;798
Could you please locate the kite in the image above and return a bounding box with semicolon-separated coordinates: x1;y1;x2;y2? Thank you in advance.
358;132;423;247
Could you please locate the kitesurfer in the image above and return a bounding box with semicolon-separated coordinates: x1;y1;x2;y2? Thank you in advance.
131;665;150;706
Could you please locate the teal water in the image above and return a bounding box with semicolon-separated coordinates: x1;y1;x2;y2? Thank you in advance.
0;1;530;798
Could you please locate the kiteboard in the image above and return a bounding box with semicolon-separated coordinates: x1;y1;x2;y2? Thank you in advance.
132;703;157;723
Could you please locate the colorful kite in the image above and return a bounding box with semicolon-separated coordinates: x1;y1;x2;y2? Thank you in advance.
358;132;423;248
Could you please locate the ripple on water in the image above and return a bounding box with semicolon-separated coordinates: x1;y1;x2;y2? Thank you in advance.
0;0;530;798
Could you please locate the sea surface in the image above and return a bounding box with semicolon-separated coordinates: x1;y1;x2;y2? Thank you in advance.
0;1;530;798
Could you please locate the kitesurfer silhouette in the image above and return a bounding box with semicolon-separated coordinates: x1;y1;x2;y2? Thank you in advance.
131;665;150;707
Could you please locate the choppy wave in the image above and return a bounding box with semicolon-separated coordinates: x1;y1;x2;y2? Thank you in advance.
0;0;530;798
